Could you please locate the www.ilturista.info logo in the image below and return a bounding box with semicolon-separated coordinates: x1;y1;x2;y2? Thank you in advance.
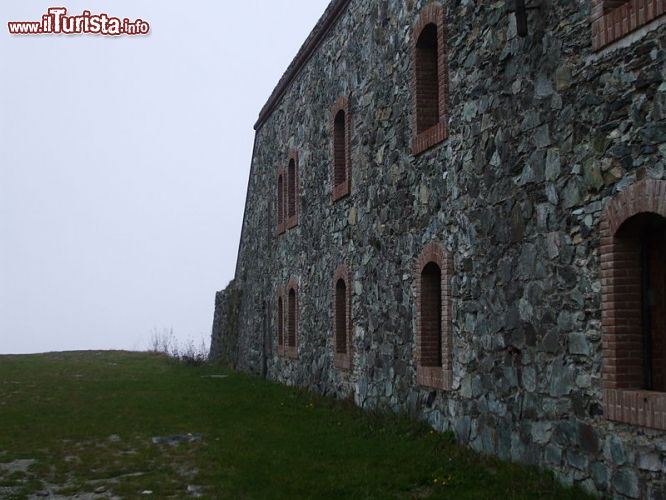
8;7;150;36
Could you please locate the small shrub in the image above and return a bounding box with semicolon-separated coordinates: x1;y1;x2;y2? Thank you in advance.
148;328;209;365
148;327;177;356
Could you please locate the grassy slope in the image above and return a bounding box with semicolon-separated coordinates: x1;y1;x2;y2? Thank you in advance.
0;351;588;499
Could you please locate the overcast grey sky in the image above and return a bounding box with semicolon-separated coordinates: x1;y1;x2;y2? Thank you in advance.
0;1;330;354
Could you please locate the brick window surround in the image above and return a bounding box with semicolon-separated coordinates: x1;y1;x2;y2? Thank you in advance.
333;264;352;370
286;277;299;359
276;167;286;235
411;2;449;156
286;150;299;230
277;289;285;356
591;0;666;50
331;97;351;202
602;179;666;430
415;242;453;390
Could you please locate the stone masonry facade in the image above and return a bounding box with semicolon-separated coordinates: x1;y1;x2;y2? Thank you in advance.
211;0;666;497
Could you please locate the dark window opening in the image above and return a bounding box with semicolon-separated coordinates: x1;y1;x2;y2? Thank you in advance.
616;213;666;392
415;23;439;134
335;278;347;354
288;159;296;219
334;110;346;187
420;261;442;367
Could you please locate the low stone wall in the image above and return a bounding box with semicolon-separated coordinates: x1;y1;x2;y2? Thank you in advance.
209;281;241;368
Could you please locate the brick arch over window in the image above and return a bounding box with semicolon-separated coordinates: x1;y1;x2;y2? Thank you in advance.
276;166;285;235
411;2;448;156
286;277;299;359
333;264;352;369
591;0;666;50
276;289;285;356
286;150;299;229
331;97;351;201
602;179;666;429
415;241;453;390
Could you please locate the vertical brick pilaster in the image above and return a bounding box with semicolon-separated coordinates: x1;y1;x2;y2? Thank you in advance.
651;233;666;391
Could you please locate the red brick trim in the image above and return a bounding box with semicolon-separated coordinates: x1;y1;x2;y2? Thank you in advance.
591;0;666;50
411;2;449;156
286;276;299;359
604;179;666;236
286;150;299;230
604;389;666;428
414;241;453;390
276;166;286;236
331;96;351;202
276;288;285;356
601;179;666;429
333;263;352;370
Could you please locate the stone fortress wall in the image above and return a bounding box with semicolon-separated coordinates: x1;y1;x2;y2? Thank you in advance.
211;0;666;497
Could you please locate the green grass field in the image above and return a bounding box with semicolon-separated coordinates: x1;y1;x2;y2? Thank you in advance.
0;351;588;499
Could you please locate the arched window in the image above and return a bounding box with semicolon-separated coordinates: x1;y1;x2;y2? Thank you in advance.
420;262;442;367
332;97;350;201
602;179;666;429
277;294;284;355
286;151;298;229
286;277;298;358
276;168;285;235
415;242;452;390
615;213;666;391
411;3;448;155
333;264;351;369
